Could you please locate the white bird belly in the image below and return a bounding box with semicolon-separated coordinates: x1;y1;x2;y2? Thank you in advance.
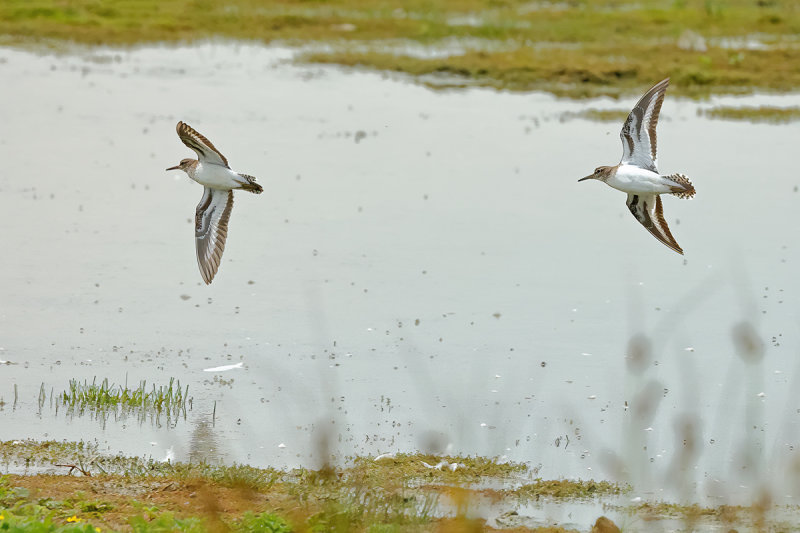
606;165;674;194
192;162;242;189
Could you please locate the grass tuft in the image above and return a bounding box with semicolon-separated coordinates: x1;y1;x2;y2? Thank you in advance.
60;377;190;426
509;479;628;500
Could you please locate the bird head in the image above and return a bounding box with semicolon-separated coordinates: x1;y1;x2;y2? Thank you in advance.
579;166;612;182
166;158;195;173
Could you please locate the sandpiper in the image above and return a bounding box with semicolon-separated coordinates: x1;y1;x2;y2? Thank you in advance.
167;121;263;284
579;78;695;255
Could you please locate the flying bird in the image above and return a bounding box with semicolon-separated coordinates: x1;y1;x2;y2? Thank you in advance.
167;121;262;284
579;78;695;255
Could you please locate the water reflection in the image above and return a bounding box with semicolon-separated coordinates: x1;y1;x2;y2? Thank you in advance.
189;418;223;465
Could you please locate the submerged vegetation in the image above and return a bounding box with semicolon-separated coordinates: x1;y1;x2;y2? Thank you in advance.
1;0;800;99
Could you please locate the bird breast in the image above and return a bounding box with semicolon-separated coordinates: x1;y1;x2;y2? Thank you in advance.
191;162;242;190
606;165;675;194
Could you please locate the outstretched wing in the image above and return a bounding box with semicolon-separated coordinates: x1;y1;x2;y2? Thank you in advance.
176;121;229;168
626;193;683;255
195;188;234;284
619;78;669;172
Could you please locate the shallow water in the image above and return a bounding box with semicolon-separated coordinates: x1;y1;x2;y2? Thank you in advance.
0;42;799;512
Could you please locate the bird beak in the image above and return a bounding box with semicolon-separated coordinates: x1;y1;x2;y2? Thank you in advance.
578;175;595;182
166;164;181;171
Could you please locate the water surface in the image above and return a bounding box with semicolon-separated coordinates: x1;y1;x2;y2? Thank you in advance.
0;42;799;512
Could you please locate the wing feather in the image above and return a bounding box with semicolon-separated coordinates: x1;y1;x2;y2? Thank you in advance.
626;193;683;255
176;121;229;168
619;78;669;172
195;188;234;284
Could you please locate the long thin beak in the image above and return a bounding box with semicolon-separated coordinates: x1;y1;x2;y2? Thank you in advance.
166;165;181;171
578;175;595;182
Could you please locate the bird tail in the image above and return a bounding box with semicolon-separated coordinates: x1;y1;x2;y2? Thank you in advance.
237;173;263;194
665;173;695;199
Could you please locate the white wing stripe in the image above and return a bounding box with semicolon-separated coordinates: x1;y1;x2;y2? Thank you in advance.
626;193;683;255
619;78;669;173
195;188;234;284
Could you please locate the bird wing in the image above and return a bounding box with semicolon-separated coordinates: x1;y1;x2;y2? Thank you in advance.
626;193;683;255
195;188;234;284
176;121;230;168
619;78;669;173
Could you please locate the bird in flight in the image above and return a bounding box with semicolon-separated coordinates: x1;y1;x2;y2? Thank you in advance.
167;121;263;284
579;78;695;255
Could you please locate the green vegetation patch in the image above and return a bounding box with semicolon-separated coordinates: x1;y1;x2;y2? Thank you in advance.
59;377;190;425
234;511;291;533
509;479;628;501
627;501;771;529
0;441;795;532
699;105;800;123
560;109;632;123
1;0;800;99
350;453;528;484
300;44;800;99
0;473;293;533
0;440;281;489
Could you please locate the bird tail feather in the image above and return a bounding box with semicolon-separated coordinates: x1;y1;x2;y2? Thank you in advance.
237;173;263;194
666;173;695;199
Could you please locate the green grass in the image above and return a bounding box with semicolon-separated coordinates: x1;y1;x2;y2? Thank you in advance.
59;377;190;424
699;105;800;122
234;512;291;533
0;0;799;99
0;475;291;533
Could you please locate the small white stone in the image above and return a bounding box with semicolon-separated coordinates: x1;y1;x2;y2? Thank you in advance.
374;452;396;461
203;362;243;372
